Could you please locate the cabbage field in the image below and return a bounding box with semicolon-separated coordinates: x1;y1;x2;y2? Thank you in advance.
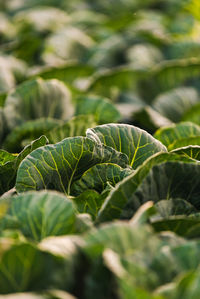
2;0;200;298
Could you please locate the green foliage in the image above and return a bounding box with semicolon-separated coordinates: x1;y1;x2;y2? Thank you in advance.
75;96;121;124
154;122;200;149
0;235;79;294
4;78;73;130
0;136;48;195
35;63;95;86
171;145;200;160
46;115;97;144
2;0;200;298
1;190;77;241
153;87;199;122
88;68;144;99
73;190;105;220
97;153;194;223
87;124;167;168
71;163;132;195
3;118;61;152
16;136;129;195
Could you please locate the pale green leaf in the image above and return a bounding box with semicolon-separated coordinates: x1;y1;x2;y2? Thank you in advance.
0;236;77;293
42;26;94;65
0;150;15;166
153;87;199;122
140;58;200;100
4;78;73;130
127;43;164;69
35;63;94;85
1;190;76;241
88;67;144;99
14;6;70;33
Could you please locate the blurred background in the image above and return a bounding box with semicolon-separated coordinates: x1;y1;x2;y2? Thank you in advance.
1;0;200;145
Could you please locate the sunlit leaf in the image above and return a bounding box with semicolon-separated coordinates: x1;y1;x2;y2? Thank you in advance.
154;122;200;149
16;136;129;195
87;124;167;169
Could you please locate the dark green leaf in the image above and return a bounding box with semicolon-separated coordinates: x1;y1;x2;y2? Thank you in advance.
87;124;167;169
150;241;200;287
120;161;200;219
73;190;104;220
16;135;49;167
16;136;129;195
0;108;7;146
97;152;194;223
171;146;200;160
0;92;7;107
132;106;172;132
151;216;200;236
3;118;61;152
46;115;96;144
0;136;48;196
71;163;132;196
171;269;200;299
